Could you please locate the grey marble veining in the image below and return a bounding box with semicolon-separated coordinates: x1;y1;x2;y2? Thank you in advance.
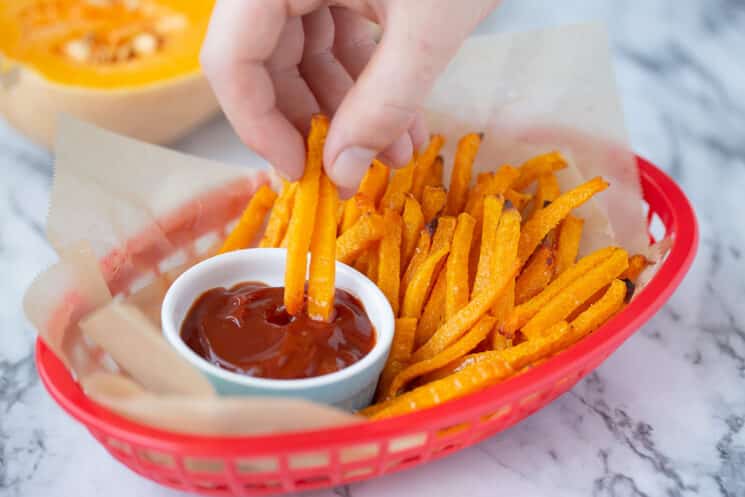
2;1;745;496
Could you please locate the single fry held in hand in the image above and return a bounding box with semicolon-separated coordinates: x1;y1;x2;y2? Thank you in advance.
219;122;641;418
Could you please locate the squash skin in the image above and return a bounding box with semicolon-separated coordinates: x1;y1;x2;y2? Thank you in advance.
0;63;219;149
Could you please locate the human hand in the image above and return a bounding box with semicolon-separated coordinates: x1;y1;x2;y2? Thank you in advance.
201;0;500;197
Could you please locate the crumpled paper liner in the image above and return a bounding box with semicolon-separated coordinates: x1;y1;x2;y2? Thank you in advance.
24;23;662;437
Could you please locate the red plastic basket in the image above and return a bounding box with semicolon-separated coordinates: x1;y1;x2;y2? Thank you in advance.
35;156;697;496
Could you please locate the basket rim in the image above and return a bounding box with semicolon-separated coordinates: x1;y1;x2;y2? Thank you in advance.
35;156;698;455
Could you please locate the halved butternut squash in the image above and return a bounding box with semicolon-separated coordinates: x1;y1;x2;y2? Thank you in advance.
0;0;218;148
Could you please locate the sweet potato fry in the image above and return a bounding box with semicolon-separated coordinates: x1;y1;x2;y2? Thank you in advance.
431;215;457;252
472;195;505;297
520;248;628;339
259;182;296;248
466;165;520;221
505;246;617;333
307;174;339;321
505;189;532;212
423;155;445;188
401;196;425;269
512;151;567;191
341;193;376;233
413;209;521;362
621;254;651;283
424;320;571;384
518;177;609;265
529;173;561;219
386;315;496;399
411;134;445;201
491;332;511;351
571;279;626;337
555;215;584;275
220;184;277;254
491;277;515;340
401;245;450;319
283;115;328;314
446;133;481;215
422;185;447;224
341;161;389;231
416;269;446;348
376;318;417;402
377;209;403;315
364;245;380;281
381;157;416;213
445;213;476;319
366;354;513;419
515;246;555;304
402;229;431;289
336;213;385;264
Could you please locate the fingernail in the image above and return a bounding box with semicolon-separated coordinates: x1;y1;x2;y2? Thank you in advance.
330;147;377;195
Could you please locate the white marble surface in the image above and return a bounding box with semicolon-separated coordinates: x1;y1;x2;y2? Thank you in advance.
2;1;745;496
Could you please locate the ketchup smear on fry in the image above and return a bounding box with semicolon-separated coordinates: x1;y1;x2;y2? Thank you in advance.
181;282;376;379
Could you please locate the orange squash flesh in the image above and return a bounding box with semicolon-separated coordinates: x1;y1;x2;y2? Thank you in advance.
0;0;218;148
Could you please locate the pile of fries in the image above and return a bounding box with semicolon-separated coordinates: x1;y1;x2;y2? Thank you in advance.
220;115;649;419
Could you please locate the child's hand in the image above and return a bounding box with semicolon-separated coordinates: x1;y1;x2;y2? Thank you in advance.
201;0;500;196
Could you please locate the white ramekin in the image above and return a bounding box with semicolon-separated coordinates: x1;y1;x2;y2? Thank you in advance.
161;248;394;410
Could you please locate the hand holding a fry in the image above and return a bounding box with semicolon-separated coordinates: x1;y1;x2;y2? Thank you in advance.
201;0;501;196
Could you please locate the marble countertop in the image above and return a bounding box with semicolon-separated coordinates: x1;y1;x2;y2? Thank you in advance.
2;1;744;496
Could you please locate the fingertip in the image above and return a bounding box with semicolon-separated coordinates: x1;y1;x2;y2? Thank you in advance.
378;133;413;169
325;146;377;195
409;114;429;153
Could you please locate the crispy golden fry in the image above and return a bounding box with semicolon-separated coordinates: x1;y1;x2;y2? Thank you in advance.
431;216;457;252
423;155;445;188
521;248;628;339
336;213;385;264
515;246;556;304
472;195;505;296
621;254;651;283
416;269;446;348
336;200;346;231
518;177;609;265
446;213;476;319
376;317;417;402
353;249;371;275
422;185;447;224
411;134;445;201
402;229;431;289
446;133;481;215
365;354;513;419
341;193;376;232
381;157;416;213
401;245;450;319
307;174;339;321
505;246;617;333
401;196;425;269
220;184;277;254
491;332;511;351
424;320;571;384
364;244;380;281
413;209;521;362
386;315;496;399
259;182;296;248
530;173;561;219
377;209;403;315
505;189;532;212
466;165;520;223
491;278;515;333
571;279;626;336
283;115;328;314
341;161;389;231
555;215;584;276
512;151;567;191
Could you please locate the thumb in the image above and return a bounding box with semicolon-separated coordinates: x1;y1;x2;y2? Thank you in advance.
323;3;476;193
